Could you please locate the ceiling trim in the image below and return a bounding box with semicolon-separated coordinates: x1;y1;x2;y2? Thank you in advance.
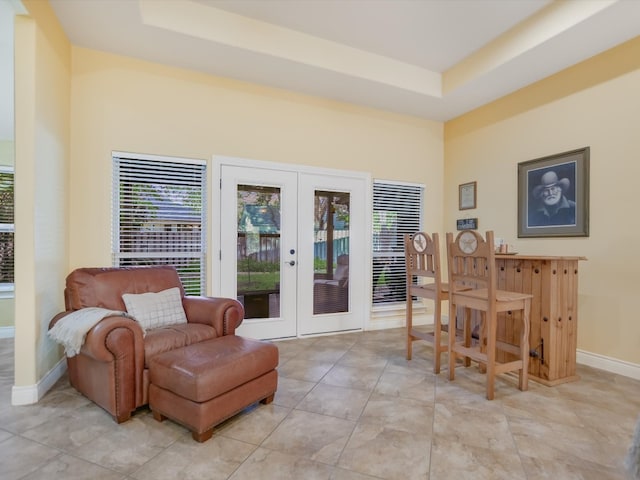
139;0;442;97
443;0;617;94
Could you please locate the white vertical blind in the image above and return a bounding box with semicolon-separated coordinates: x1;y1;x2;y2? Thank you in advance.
112;154;206;295
372;180;423;304
0;169;14;285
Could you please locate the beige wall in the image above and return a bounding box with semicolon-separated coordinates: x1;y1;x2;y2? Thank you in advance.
14;0;70;387
0;141;14;165
0;300;14;330
445;36;640;365
69;47;444;274
0;141;14;329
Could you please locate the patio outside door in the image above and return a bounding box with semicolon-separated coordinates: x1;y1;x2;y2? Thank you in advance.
218;162;367;340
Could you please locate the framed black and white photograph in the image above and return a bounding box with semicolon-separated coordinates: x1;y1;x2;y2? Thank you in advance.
459;181;476;210
518;147;589;238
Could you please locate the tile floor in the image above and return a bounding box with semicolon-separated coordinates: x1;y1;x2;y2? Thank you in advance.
0;328;638;479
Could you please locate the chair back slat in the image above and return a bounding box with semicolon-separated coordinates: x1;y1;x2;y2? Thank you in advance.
446;230;496;295
404;232;442;286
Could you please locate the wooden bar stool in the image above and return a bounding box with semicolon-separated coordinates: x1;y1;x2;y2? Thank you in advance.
446;230;533;400
404;232;449;373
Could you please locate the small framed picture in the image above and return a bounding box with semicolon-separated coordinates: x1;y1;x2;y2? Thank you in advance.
517;147;589;237
459;181;476;210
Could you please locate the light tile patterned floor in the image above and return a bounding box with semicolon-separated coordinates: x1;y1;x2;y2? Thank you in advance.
0;328;638;479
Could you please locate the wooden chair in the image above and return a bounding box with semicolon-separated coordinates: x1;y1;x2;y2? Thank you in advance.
404;232;449;373
446;230;532;400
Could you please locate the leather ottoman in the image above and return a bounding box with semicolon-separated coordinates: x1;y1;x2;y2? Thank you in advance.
148;335;278;442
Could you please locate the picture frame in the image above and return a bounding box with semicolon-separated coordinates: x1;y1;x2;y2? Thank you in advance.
459;181;476;210
517;147;589;238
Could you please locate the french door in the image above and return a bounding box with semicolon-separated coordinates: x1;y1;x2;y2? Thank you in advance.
217;160;368;339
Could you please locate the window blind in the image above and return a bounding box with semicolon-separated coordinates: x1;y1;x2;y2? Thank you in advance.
0;169;14;285
113;155;206;295
372;180;423;304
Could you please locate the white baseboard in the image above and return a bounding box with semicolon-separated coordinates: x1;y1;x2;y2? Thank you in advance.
367;305;432;331
11;357;67;406
0;326;15;338
577;349;640;381
366;316;406;331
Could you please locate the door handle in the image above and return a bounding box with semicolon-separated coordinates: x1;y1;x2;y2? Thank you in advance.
286;260;296;266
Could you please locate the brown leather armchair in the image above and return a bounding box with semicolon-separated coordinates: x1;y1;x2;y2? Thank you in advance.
49;266;245;423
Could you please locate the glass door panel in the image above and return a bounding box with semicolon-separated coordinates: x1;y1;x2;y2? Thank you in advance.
237;185;281;319
313;190;350;315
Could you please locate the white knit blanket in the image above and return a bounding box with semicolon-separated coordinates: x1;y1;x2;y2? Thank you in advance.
48;307;132;357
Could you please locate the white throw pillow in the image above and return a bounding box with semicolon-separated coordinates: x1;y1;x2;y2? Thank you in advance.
122;287;187;331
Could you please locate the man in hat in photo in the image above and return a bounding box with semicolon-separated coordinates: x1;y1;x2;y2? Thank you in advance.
528;169;576;226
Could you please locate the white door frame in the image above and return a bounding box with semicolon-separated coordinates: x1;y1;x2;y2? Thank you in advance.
212;155;372;338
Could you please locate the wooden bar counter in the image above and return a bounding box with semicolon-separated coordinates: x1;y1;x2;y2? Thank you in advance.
494;254;586;386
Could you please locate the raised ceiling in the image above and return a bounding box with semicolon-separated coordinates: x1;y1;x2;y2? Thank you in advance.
41;0;640;121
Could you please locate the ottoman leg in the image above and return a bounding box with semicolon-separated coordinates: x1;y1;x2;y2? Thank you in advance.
152;411;166;423
193;428;213;443
260;394;275;405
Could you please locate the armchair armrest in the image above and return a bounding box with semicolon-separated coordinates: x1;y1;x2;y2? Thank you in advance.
50;311;144;363
49;311;145;422
182;296;244;336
